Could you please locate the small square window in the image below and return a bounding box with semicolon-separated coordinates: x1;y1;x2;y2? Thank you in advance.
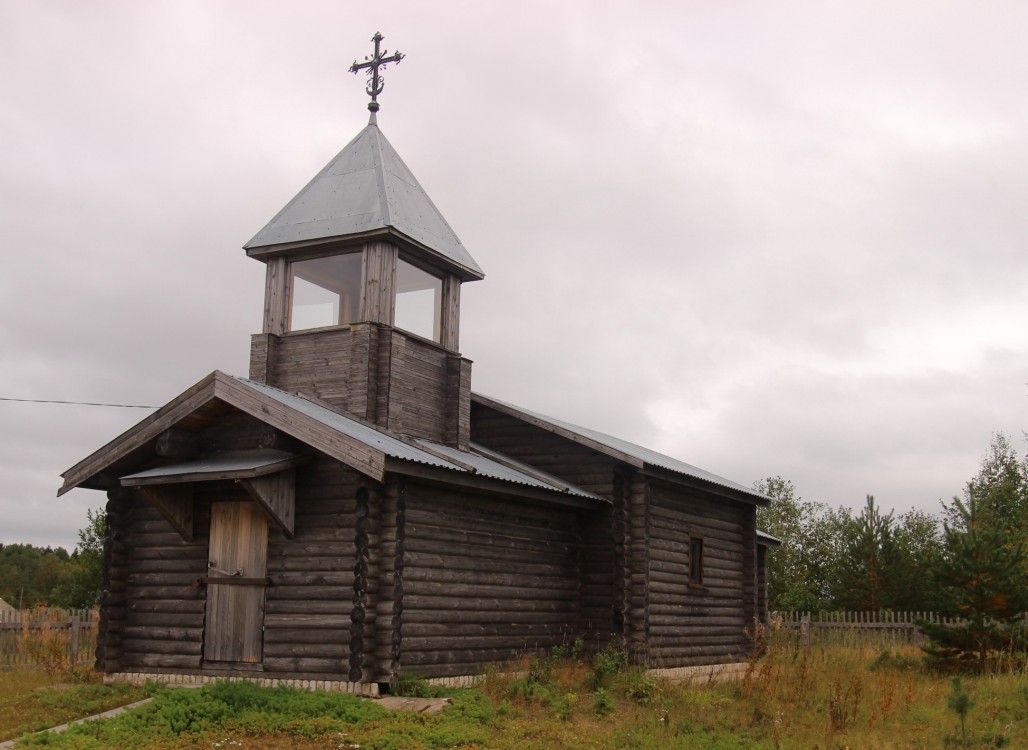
689;537;704;586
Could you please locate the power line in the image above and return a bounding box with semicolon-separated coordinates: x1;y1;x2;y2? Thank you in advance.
0;397;158;409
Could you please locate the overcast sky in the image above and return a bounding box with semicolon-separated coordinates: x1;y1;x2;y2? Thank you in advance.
2;1;1026;550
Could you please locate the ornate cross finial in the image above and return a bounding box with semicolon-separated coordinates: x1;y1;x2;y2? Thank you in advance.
350;32;404;114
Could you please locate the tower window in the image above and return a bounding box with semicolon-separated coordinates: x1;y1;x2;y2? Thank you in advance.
289;254;362;331
395;258;442;342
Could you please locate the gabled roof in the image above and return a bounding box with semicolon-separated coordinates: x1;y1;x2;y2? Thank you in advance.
59;373;600;506
472;393;769;504
245;120;484;281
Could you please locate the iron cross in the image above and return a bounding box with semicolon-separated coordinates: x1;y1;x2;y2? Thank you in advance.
350;32;404;113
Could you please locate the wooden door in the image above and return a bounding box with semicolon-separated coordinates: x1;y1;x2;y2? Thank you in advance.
204;501;268;663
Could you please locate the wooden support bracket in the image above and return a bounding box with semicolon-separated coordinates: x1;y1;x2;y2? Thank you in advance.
237;469;295;538
137;485;195;542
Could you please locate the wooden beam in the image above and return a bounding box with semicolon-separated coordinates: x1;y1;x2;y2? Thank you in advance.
137;485;195;542
59;373;218;496
238;469;295;538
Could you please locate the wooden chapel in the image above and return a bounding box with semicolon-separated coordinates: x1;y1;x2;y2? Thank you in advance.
60;36;777;692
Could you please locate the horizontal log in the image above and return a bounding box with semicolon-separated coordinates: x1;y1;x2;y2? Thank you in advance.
120;639;201;656
263;657;345;674
269;556;358;573
263;642;348;658
120;654;202;669
272;572;354;587
403;568;576;590
264;600;350;615
403;581;578;601
120;627;203;641
404;551;573;578
122;612;202;628
403;634;569;652
403;622;575;638
270;542;356;558
263;614;352;630
264;629;346;645
268;585;352;600
402;609;577;625
127;599;205;614
405;595;574;613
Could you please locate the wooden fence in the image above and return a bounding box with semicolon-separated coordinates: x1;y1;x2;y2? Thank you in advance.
0;608;98;670
771;611;969;647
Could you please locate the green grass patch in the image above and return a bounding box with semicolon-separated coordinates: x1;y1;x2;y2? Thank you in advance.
0;669;150;743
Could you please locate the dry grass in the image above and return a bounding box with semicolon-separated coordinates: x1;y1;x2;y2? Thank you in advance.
2;642;1025;749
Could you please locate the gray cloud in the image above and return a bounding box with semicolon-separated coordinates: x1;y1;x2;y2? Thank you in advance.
2;1;1026;549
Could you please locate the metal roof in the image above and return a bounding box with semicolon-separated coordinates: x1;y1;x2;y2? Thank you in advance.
233;378;600;501
757;530;783;545
122;450;298;482
234;377;465;472
414;439;604;501
473;393;769;502
245;120;484;280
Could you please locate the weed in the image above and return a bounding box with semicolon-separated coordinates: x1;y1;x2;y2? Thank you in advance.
19;608;71;677
554;691;578;721
594;687;615;716
590;643;628;688
392;674;448;698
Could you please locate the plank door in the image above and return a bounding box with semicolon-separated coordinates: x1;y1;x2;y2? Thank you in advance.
204;501;268;663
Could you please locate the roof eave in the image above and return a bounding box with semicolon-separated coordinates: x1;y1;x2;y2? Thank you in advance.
244;226;485;282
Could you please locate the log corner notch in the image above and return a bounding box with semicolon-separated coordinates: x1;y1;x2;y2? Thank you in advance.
237;469;296;538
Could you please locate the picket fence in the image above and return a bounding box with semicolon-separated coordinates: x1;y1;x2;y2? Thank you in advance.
771;610;965;647
0;607;98;669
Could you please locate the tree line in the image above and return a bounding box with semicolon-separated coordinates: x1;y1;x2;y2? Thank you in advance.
0;509;105;610
757;432;1028;668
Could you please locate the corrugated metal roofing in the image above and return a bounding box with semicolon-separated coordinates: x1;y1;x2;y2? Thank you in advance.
233;378;600;502
245;122;484;280
757;530;783;545
121;450;297;482
235;377;464;472
414;439;604;501
474;393;768;502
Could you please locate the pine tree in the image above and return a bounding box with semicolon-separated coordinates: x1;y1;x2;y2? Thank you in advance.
919;495;1028;671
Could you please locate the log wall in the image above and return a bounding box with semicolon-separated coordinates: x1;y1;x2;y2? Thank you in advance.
251;324;470;448
645;482;752;667
262;459;359;677
400;483;584;677
99;456;362;681
250;328;353;407
469;405;617;497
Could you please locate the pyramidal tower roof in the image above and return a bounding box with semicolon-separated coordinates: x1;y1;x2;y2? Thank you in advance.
245;117;484;280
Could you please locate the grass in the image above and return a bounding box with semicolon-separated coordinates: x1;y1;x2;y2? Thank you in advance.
2;638;1026;749
0;668;151;743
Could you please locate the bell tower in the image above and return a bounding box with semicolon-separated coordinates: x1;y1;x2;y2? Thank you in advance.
245;33;483;449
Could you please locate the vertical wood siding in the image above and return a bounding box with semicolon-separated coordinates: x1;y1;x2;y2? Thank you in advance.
401;484;583;677
646;483;750;667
